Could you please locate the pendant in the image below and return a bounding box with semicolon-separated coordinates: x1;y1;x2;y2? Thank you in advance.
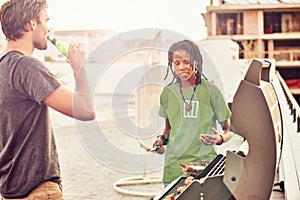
185;104;192;111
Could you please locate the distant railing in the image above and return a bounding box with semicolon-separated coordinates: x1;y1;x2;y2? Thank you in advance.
276;71;300;132
265;49;300;62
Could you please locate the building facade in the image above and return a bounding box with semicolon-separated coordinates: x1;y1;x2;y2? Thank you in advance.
203;0;300;101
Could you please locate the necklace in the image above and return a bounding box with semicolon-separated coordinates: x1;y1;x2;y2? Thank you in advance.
179;83;197;111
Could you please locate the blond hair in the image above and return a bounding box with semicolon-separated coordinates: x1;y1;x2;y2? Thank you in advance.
0;0;47;40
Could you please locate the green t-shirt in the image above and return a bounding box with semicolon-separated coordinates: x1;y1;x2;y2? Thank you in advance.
159;79;231;182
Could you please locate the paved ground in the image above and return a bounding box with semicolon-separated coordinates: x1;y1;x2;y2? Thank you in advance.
55;124;164;200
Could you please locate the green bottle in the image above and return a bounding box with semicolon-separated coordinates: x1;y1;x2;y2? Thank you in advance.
47;35;69;58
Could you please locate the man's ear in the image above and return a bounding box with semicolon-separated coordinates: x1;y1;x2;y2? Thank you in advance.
28;20;37;30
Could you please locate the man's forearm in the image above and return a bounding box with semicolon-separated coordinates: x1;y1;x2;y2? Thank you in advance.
73;67;95;120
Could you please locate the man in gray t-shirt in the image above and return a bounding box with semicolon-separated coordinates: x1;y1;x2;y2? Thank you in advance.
0;51;62;198
0;0;95;199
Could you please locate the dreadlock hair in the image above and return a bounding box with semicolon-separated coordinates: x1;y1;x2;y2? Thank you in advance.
164;40;203;85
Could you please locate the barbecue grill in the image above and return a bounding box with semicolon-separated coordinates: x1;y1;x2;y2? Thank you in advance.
152;154;230;200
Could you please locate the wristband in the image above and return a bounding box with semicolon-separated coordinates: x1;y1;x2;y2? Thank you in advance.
157;135;169;145
217;135;224;145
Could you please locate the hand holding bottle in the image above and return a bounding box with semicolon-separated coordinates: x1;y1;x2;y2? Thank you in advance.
47;35;86;77
67;44;86;77
152;137;165;154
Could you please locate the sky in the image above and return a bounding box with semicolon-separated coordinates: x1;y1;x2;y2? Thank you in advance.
0;0;211;40
46;0;210;40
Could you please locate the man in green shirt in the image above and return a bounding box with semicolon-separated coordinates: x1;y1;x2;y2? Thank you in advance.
153;40;233;184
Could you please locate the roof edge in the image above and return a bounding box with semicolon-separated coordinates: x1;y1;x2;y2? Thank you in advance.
206;3;300;12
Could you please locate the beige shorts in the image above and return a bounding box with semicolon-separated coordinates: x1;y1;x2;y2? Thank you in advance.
2;181;64;200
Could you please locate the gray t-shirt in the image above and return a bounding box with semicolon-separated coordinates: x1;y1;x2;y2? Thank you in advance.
0;51;62;198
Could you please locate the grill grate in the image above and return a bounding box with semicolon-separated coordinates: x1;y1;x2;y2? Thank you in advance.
152;154;226;200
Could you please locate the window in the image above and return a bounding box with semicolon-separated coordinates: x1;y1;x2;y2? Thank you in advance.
216;13;243;35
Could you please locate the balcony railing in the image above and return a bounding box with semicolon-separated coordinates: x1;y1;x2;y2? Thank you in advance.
264;49;300;63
